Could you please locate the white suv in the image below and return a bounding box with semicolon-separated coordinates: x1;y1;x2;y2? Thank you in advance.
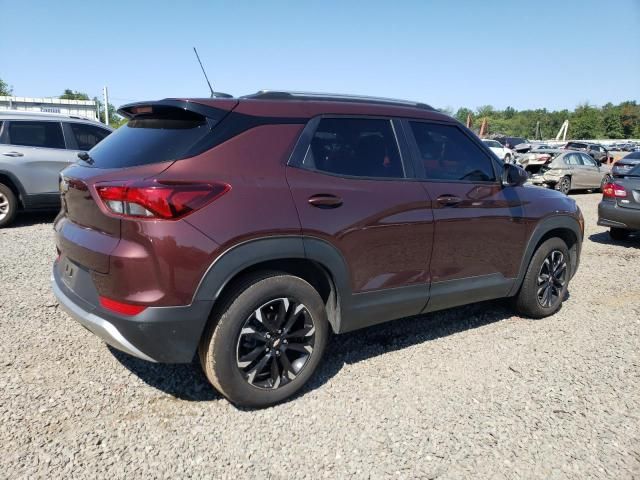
0;111;112;227
481;139;515;163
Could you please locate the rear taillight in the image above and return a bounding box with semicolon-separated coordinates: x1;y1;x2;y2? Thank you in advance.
95;180;230;220
99;296;147;316
539;154;551;163
602;182;627;199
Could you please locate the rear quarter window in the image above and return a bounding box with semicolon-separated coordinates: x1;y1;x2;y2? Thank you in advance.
68;123;111;150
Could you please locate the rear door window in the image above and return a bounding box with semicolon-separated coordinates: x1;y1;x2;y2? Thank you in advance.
68;123;110;150
581;154;597;166
564;153;581;165
8;121;65;149
301;117;405;178
409;122;496;182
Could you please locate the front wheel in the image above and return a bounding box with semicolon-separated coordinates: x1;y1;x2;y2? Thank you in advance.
0;183;18;228
504;154;512;163
599;175;612;192
514;237;570;318
199;272;329;408
555;176;571;195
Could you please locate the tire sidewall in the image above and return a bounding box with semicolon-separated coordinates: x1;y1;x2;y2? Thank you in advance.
0;184;18;228
516;237;570;318
555;176;571;195
204;275;329;407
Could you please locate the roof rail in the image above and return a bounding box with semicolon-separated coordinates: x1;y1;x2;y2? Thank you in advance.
241;90;434;110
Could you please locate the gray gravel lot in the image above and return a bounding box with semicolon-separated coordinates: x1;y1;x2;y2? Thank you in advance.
1;193;639;479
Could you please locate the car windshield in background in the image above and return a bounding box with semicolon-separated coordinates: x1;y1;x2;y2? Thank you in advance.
87;110;215;168
624;151;640;159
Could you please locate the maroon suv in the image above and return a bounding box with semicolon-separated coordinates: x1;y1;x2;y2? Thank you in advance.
52;91;583;407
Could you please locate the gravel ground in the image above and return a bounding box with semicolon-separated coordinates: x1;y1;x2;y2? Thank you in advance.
1;193;639;479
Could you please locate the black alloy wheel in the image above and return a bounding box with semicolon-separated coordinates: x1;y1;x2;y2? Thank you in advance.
536;250;567;308
236;297;316;390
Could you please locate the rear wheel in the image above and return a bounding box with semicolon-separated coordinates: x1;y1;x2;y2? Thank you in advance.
609;228;630;241
504;154;512;163
514;237;570;318
199;272;329;408
555;176;571;195
0;183;18;228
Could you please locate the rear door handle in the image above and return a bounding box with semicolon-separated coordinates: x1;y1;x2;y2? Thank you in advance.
308;194;343;209
2;152;24;157
436;195;463;206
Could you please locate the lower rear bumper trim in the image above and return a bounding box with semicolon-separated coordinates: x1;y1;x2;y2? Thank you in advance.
52;275;157;362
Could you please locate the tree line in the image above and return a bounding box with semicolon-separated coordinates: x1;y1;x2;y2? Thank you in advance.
2;75;638;138
447;102;640;140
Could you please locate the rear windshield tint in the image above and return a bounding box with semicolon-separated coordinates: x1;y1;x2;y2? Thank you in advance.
87;109;224;168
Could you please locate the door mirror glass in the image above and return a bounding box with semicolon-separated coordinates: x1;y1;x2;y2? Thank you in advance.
502;163;528;187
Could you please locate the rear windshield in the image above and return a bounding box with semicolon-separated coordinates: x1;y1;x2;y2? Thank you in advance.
87;108;224;168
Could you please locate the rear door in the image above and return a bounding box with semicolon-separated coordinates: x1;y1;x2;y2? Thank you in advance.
579;153;604;188
563;153;584;187
286;116;434;330
0;120;72;195
403;119;527;312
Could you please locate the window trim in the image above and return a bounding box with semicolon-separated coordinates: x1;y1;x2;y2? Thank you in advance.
5;120;68;150
401;118;502;184
287;114;415;181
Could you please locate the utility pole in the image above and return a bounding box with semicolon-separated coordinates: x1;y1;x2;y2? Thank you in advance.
103;86;110;126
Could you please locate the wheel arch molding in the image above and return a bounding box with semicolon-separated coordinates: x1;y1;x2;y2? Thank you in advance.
509;215;582;296
193;236;353;333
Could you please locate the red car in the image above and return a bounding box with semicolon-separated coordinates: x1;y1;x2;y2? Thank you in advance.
53;91;583;407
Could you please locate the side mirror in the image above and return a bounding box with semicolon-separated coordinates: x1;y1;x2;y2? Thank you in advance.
502;163;529;187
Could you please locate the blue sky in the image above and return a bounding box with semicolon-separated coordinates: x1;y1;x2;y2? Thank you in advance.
1;0;639;112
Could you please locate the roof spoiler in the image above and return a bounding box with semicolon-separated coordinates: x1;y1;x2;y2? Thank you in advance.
118;98;238;119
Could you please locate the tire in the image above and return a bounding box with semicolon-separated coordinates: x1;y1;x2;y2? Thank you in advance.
555;176;571;195
199;272;329;408
0;183;18;228
599;175;612;192
609;228;630;241
514;237;570;319
504;154;512;164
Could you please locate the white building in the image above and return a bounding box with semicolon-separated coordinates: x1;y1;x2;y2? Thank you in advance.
0;96;98;121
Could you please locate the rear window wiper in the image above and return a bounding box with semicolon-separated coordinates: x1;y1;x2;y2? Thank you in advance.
77;152;95;165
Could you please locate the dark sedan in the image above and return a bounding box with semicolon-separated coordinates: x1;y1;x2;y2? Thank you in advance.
598;164;640;240
611;151;640;178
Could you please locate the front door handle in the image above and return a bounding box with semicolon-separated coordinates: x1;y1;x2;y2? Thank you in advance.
2;152;24;157
436;195;463;206
308;194;343;209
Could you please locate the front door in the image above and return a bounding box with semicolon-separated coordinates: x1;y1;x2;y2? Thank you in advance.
403;119;527;312
286;116;434;331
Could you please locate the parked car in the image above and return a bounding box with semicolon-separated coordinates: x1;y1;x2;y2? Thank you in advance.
611;151;640;177
52;91;583;407
0;111;112;227
564;141;612;164
494;136;532;153
529;150;612;194
481;139;515;162
518;148;566;174
598;164;640;240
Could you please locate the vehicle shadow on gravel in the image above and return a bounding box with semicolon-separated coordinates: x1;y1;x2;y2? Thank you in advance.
110;298;518;406
8;211;58;228
109;347;222;402
588;231;639;247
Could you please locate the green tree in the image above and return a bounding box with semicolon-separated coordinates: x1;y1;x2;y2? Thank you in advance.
0;77;13;96
454;107;473;125
60;89;90;100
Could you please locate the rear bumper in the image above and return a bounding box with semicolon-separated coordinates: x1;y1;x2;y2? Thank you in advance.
52;258;213;363
597;201;640;230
